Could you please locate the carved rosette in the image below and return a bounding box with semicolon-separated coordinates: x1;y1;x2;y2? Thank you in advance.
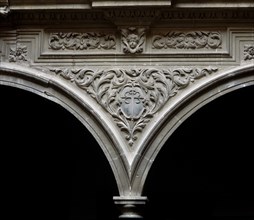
121;27;146;54
152;31;222;50
9;44;28;62
48;32;116;50
50;67;218;147
244;45;254;60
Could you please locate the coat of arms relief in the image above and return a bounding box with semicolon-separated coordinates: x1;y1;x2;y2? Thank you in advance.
50;67;218;146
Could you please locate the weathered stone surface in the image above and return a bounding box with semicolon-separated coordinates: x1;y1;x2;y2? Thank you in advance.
0;1;254;218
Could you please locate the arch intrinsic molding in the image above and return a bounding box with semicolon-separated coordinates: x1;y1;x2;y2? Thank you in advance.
0;62;131;196
1;62;253;198
131;64;254;195
1;2;254;218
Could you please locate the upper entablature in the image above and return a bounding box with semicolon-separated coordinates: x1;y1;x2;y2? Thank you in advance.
7;0;172;10
1;0;254;26
173;0;254;8
6;0;254;10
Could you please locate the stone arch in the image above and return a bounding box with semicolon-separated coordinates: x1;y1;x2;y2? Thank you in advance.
142;83;254;219
0;84;120;219
132;64;254;195
0;62;130;196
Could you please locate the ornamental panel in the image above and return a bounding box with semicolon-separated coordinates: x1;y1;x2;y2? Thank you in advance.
43;29;118;55
49;66;218;147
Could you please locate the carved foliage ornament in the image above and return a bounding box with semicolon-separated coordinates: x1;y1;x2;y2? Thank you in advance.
50;67;218;146
49;32;116;50
244;45;254;60
9;44;28;62
152;31;222;50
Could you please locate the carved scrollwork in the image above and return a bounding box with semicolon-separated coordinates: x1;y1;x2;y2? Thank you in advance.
152;31;222;50
244;45;254;60
48;32;116;50
9;44;28;62
50;67;218;146
121;27;146;54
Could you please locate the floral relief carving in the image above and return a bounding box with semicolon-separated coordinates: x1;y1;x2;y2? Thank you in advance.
50;67;218;146
9;44;28;62
152;31;222;50
244;45;254;60
48;32;116;50
121;27;146;54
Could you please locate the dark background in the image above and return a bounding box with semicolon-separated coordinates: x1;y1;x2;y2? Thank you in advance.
144;85;254;220
1;84;253;220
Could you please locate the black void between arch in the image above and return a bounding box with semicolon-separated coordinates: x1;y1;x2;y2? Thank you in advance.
144;85;254;220
1;84;254;220
0;85;119;220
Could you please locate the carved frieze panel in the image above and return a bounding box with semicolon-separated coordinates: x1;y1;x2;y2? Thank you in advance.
1;28;253;67
150;30;226;54
152;31;222;50
49;66;218;146
43;28;228;57
48;32;116;51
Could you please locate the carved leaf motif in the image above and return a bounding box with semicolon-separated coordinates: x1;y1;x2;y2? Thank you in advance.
9;44;28;63
152;31;222;50
50;67;218;147
49;32;116;50
244;45;254;60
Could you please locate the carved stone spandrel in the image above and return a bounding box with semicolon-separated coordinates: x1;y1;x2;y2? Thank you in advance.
49;66;218;147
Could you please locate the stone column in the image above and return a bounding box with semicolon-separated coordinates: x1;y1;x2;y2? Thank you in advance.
114;196;148;219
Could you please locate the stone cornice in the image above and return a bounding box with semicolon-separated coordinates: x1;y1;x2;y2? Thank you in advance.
1;8;254;27
173;0;254;8
6;0;254;10
92;0;171;8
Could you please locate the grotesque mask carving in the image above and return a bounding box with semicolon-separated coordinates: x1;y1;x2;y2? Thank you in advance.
121;27;146;54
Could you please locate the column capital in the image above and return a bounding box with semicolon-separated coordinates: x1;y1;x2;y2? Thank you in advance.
114;196;148;219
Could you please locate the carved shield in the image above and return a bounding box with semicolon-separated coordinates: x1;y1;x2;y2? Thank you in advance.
120;86;145;120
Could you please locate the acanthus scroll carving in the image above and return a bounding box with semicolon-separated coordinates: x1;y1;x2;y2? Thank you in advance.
50;67;218;146
152;31;222;50
49;32;116;50
9;44;28;63
244;45;254;60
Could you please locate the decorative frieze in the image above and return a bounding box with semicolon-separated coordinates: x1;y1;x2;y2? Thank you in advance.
2;11;105;25
1;9;254;26
9;44;28;63
244;45;254;60
49;66;218;146
121;27;146;54
104;9;160;19
160;9;254;21
49;32;116;50
152;31;222;50
45;26;223;54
